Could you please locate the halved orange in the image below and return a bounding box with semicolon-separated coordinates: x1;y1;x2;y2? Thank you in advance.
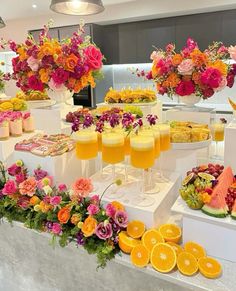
127;220;145;239
167;242;184;256
131;245;150;268
142;229;164;253
184;241;206;260
118;231;141;254
177;252;198;276
198;257;222;279
150;243;177;273
158;224;182;244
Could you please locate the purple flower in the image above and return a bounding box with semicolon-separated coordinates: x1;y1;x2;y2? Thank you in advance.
95;121;104;133
95;222;113;240
46;221;53;230
109;113;120;128
83;114;94;128
114;211;128;228
105;203;116;218
34;168;48;181
41;55;54;66
52;223;62;235
87;204;99;215
109;218;121;233
51;68;69;85
8;164;21;176
76;231;85;246
122;113;134;129
147;114;158;126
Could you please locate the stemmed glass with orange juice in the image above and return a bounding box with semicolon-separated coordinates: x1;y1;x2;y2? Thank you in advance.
210;118;225;160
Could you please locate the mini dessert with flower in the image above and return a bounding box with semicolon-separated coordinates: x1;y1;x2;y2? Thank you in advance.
0;160;128;268
144;38;236;103
5;21;103;102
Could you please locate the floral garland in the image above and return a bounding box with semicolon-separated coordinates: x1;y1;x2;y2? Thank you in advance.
0;160;128;268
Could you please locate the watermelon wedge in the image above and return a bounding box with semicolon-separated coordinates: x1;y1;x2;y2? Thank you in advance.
231;199;236;220
202;167;234;218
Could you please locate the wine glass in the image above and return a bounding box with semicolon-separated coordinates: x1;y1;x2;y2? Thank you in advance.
210;119;225;160
130;134;155;207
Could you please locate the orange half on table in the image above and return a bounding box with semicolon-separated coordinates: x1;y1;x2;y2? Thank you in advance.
167;242;184;257
142;229;164;253
198;257;222;279
127;220;146;239
131;245;150;268
151;243;177;273
184;241;206;260
158;224;182;244
118;231;141;254
177;252;198;276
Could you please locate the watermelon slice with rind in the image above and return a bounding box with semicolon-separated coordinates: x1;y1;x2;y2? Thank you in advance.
202;167;234;218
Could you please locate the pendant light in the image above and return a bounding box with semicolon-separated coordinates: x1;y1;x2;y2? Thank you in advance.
0;17;6;29
50;0;104;16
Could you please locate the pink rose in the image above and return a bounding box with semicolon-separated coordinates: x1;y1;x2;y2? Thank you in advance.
8;164;21;176
72;178;93;198
28;75;44;91
200;68;222;88
105;203;116;218
178;59;194;75
19;177;37;197
52;223;62;235
51;68;69;85
50;196;62;206
84;45;103;70
15;173;26;184
87;204;99;215
17;196;30;209
2;180;17;195
27;56;40;72
150;51;163;61
58;183;67;192
90;194;99;205
228;45;236;61
214;77;227;92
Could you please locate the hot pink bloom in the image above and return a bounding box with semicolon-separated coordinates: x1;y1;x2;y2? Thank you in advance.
51;68;69;85
28;75;44;91
72;178;93;198
200;68;222;88
114;210;128;228
15;173;26;184
214;77;227;92
227;72;235;88
19;177;37;197
105;203;116;218
17;196;30;209
87;204;99;215
90;194;100;205
8;164;21;176
50;196;62;206
178;59;194;75
156;58;172;75
27;56;40;71
2;180;17;195
176;80;195;96
228;45;236;61
202;87;214;99
95;222;113;240
58;183;67;192
84;45;103;70
52;223;62;235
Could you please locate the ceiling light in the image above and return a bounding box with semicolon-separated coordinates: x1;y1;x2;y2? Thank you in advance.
0;17;5;29
50;0;105;16
32;4;37;8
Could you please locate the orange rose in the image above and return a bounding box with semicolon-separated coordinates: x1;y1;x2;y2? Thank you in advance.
65;53;79;72
210;60;228;76
192;71;201;85
17;47;27;61
172;54;183;66
111;201;125;211
163;72;180;88
39;201;52;213
39;68;50;83
151;62;159;78
58;207;71;224
71;213;82;225
190;49;207;67
38;42;54;58
81;216;97;237
30;195;40;206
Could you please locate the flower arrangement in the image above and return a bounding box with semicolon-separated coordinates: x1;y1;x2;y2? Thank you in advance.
6;21;103;93
146;38;236;99
0;160;128;268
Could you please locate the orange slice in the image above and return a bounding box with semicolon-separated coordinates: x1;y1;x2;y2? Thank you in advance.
228;98;236;110
118;231;141;254
177;252;198;276
131;245;150;268
198;257;222;279
184;241;206;260
142;229;164;253
127;220;145;239
158;224;182;243
150;243;177;273
167;242;184;256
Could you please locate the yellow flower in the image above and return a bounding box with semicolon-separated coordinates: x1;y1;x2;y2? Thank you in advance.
210;60;228;76
30;196;41;206
34;204;41;212
77;221;84;229
71;213;82;225
81;216;97;237
17;47;27;61
11;97;24;111
15;160;23;167
39;68;50;84
0;101;13;111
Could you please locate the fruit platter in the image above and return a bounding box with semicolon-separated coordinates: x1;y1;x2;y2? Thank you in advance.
179;163;236;219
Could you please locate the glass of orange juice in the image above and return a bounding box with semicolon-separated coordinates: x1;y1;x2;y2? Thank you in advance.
130;135;155;206
102;131;125;181
211;120;225;159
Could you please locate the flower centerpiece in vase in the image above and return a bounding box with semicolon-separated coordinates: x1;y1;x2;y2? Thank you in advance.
147;38;236;106
7;21;104;105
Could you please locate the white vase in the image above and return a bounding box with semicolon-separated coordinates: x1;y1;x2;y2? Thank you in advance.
178;94;201;106
46;89;74;104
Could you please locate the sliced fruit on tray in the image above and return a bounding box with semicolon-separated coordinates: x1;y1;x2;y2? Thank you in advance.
177;252;198;276
158;224;182;244
184;241;206;260
182;173;196;186
127;220;145;239
166;242;184;257
198;173;215;181
141;229;164;253
118;231;141;254
231;198;236;219
198;257;222;279
202;167;234;218
131;245;150;268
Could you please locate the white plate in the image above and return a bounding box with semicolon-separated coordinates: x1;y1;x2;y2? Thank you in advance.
27;100;56;109
171;138;212;150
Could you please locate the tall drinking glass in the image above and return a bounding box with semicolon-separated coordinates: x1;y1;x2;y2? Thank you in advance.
210;121;225;160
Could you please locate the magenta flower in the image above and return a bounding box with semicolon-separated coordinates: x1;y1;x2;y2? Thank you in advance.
17;196;30;209
90;194;100;205
52;223;62;235
84;46;103;70
28;75;44;91
87;204;99;215
34;168;48;181
176;80;195;96
95;222;113;240
51;68;69;85
105;203;116;218
200;68;222;89
58;183;67;192
50;196;62;206
114;211;128;228
15;173;26;184
8;164;21;176
2;180;17;195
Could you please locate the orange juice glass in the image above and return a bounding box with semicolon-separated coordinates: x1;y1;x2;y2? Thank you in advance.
211;123;224;142
102;132;125;164
74;130;98;160
139;128;161;159
158;124;171;151
130;136;155;169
